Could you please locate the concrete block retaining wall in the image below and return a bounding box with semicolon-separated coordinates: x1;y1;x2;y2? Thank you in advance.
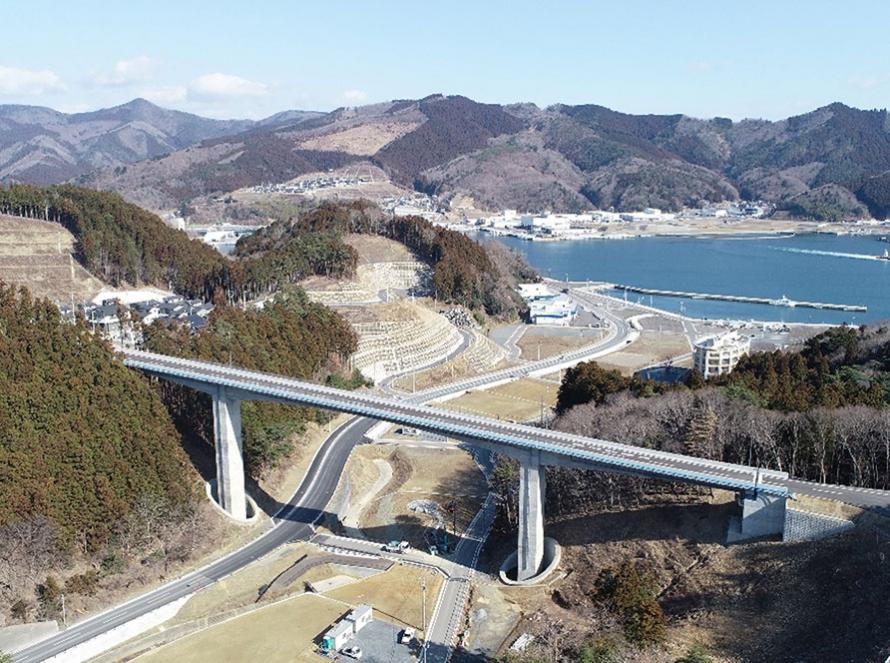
783;508;855;542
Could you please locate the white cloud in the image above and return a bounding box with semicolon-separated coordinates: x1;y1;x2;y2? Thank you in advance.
688;60;715;74
140;85;187;105
848;74;889;90
342;89;367;103
98;56;155;87
0;65;64;96
188;73;269;100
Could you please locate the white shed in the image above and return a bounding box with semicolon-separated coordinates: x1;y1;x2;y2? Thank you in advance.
347;604;373;633
322;620;353;652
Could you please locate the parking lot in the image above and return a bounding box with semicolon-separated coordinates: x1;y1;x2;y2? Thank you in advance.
331;619;419;663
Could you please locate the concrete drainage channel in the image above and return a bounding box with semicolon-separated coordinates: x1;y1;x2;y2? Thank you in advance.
498;538;562;586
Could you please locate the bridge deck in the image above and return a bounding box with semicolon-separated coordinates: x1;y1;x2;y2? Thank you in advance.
123;350;789;496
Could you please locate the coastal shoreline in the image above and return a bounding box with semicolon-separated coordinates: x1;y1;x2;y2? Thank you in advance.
475;220;890;243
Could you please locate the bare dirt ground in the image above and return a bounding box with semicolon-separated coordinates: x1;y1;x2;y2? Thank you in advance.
576;216;835;239
440;379;559;422
341;445;488;550
0;214;104;302
595;330;692;375
481;489;890;663
344;233;415;264
297;120;421;155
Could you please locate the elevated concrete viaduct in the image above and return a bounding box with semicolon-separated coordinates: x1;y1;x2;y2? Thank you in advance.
125;350;796;582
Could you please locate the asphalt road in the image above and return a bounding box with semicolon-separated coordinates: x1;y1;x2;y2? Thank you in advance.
17;298;628;662
22;291;888;661
13;416;376;663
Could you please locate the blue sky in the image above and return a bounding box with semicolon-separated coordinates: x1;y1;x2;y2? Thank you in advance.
2;0;889;120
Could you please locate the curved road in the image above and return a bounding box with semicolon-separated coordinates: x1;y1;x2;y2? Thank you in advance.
13;292;632;663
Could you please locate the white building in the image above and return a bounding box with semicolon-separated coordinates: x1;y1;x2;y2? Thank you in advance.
347;605;373;632
518;282;554;301
528;295;577;326
693;332;751;379
322;621;353;652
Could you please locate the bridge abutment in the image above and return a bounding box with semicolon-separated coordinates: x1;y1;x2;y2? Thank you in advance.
726;490;787;543
517;449;547;581
211;386;247;521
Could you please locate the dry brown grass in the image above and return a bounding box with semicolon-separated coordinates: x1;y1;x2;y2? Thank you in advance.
173;542;321;623
343;233;415;264
516;329;606;360
139;593;347;663
595;330;691;376
324;563;443;630
439;378;558;422
344;444;487;549
297;121;421;155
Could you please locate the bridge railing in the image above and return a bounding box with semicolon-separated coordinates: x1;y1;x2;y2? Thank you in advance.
123;350;788;497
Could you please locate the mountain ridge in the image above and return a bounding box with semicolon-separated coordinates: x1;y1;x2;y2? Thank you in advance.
4;96;890;219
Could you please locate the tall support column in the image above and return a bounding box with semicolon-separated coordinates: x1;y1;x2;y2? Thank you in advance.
517;449;546;581
212;386;247;520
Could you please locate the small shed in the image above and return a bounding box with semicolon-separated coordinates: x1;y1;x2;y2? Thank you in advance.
346;604;373;633
322;620;353;652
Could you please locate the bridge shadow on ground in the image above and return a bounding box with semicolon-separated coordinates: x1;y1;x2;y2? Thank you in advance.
547;500;735;548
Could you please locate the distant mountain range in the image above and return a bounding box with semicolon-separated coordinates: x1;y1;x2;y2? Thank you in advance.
3;96;890;219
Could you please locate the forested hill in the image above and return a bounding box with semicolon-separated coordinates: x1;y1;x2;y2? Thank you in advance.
144;288;361;474
0;185;366;303
235;200;534;317
0;285;195;551
555;325;890;490
0;185;532;318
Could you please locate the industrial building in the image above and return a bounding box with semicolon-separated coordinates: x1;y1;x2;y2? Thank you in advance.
693;332;750;378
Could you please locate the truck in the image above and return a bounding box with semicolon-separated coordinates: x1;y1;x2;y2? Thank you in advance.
383;540;409;553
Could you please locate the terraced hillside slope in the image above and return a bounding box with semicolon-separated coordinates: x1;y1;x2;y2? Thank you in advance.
0;213;103;302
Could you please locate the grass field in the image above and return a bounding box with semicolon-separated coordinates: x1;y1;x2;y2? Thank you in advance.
515;328;605;360
439;378;559;422
324;564;443;631
595;330;691;375
140;593;346;663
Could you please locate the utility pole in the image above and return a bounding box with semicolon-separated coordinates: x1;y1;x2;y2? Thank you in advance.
61;593;67;629
421;578;427;663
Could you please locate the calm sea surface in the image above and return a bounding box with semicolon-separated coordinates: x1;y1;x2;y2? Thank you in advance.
489;233;890;324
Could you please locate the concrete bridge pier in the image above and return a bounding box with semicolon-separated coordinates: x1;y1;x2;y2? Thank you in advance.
211;385;247;521
517;449;547;581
